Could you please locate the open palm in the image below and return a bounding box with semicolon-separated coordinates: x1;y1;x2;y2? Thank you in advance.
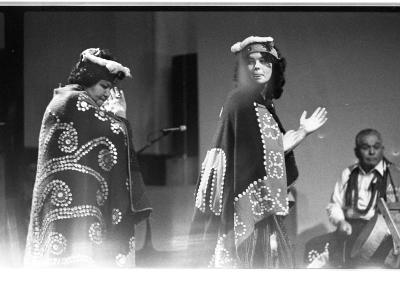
299;107;328;134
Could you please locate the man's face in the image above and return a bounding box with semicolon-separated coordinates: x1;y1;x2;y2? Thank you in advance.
246;52;273;85
355;133;384;171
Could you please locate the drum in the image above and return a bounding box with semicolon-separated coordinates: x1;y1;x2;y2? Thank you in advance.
350;213;392;263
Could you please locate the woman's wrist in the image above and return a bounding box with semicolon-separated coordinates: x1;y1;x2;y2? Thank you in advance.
297;125;309;137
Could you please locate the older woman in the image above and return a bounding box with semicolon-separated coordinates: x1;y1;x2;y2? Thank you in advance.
189;36;327;268
24;48;151;267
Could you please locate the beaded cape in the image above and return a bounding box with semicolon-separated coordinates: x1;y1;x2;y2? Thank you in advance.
189;86;298;268
24;84;151;267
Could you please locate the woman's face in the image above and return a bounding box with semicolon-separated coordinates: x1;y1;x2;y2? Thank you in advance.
245;52;273;85
85;80;114;106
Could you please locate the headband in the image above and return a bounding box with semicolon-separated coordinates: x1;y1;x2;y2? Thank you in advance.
81;48;132;78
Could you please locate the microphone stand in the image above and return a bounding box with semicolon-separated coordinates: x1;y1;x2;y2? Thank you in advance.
136;130;172;154
135;129;177;266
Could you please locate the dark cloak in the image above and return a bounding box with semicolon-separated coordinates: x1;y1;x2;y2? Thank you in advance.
24;84;151;267
189;86;298;268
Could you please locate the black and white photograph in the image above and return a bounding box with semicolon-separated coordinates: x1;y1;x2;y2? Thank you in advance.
0;2;400;278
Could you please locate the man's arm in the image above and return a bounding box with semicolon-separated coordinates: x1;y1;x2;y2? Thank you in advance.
326;168;353;235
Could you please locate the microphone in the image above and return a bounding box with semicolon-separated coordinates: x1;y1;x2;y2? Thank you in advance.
161;125;187;133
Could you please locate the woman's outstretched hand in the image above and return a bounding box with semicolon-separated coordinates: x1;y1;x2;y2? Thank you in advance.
283;107;328;153
299;107;328;135
102;87;127;118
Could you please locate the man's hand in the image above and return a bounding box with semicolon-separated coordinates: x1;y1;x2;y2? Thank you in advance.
299;107;328;135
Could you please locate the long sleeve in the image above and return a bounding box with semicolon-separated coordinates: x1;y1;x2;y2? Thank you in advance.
326;163;382;225
326;169;349;226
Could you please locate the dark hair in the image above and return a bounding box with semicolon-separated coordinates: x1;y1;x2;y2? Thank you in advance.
355;128;382;148
265;46;286;100
68;49;125;87
233;45;286;100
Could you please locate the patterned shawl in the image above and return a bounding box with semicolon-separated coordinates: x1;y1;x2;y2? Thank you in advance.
189;86;298;267
24;84;151;267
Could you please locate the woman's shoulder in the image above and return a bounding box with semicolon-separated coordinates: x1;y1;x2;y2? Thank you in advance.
51;84;83;101
224;88;255;113
47;84;92;116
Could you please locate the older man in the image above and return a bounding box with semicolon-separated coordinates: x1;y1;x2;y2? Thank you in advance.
306;129;400;268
